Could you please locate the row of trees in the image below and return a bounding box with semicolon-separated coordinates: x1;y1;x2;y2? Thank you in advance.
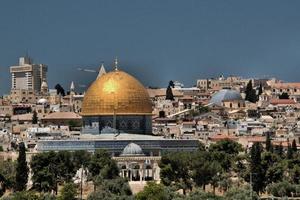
158;137;300;198
0;149;123;199
1;137;299;199
30;149;119;193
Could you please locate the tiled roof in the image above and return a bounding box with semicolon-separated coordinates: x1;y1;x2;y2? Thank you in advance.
270;99;296;105
209;134;238;141
11;113;33;121
271;82;300;89
42;112;82;120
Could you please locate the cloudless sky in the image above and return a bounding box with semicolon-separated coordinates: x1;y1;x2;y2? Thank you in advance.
1;0;300;94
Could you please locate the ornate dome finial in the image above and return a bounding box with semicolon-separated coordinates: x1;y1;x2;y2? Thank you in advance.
114;57;118;71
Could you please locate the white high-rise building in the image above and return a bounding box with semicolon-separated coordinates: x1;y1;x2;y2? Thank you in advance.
10;56;48;92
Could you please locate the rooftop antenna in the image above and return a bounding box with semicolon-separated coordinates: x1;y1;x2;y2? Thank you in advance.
25;49;32;64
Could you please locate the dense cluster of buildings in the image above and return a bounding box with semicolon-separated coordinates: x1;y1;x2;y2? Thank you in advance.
1;56;300;182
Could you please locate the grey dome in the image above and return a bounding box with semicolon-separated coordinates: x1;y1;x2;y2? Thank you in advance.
210;89;243;106
121;143;144;156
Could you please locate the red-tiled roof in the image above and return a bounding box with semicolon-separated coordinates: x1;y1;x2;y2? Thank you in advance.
209;134;238;141
270;99;296;105
247;136;266;143
272;141;300;148
271;83;300;89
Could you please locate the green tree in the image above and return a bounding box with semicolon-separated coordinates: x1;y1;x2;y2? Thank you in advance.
186;188;222;200
68;120;79;129
267;181;299;197
88;149;119;191
291;165;300;184
245;80;257;103
54;151;76;186
279;92;289;99
159;152;192;194
249;143;265;194
224;186;259;200
15;142;29;191
32;110;38;124
232;154;248;183
135;182;179;200
72;150;91;169
31;152;56;192
265;163;284;185
192;151;214;190
31;151;78;193
265;133;273;152
0;159;16;195
59;182;77;200
158;111;165;118
88;190;133;200
261;151;283;185
287;143;294;159
274;143;284;157
166;86;174;101
7;191;40;200
90;177;132;200
209;139;243;155
209;162;223;194
292;139;297;153
55;84;65;96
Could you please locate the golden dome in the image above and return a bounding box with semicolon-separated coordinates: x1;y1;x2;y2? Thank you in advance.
81;70;152;116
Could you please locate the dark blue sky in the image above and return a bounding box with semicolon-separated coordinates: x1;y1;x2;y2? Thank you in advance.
1;0;300;94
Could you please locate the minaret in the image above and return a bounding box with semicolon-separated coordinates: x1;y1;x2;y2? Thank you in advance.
70;81;75;112
70;81;75;95
41;79;48;95
97;62;106;79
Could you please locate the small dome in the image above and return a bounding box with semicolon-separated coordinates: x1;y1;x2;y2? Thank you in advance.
210;89;243;106
121;143;144;156
37;98;48;104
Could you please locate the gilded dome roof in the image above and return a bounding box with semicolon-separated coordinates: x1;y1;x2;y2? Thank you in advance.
81;70;152;116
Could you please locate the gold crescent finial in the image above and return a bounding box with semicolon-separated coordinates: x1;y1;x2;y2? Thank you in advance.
114;57;118;71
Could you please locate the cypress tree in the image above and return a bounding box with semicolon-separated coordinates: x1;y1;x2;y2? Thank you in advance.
15;142;29;191
265;133;273;152
279;92;289;99
166;81;175;101
258;83;263;96
275;142;284;157
166;86;174;101
250;142;265;194
292;139;297;153
287;143;293;159
32;110;38;124
245;80;257;103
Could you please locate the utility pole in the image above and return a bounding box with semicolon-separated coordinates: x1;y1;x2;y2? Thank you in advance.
80;165;83;200
250;172;253;200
